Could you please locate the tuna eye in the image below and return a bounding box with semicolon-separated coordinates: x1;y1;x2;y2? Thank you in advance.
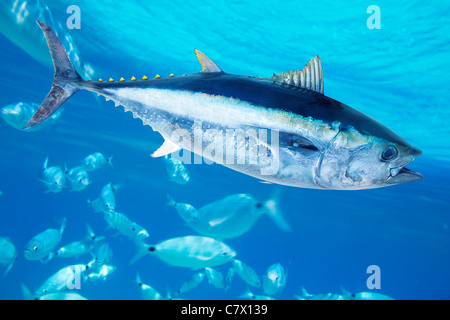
381;145;398;161
33;246;38;251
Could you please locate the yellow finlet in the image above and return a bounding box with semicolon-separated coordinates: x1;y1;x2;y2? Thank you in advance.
131;76;136;81
119;77;125;82
155;74;161;79
108;78;114;82
98;79;103;82
169;74;175;77
142;75;148;80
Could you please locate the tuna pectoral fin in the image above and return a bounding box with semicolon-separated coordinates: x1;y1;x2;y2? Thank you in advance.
151;139;181;158
23;21;83;129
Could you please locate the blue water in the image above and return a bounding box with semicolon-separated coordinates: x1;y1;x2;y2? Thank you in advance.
0;0;449;300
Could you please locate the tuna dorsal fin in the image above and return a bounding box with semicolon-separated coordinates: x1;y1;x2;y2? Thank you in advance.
272;55;324;94
194;49;223;73
151;138;181;158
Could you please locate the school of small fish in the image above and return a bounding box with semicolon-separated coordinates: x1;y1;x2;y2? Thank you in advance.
0;102;395;300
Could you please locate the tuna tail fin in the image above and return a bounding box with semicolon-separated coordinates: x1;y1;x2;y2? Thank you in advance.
23;21;83;129
263;189;291;232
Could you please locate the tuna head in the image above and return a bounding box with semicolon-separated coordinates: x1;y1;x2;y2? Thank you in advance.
314;122;423;190
271;113;422;190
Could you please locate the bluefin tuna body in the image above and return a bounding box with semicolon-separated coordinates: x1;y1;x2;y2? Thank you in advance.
24;21;422;190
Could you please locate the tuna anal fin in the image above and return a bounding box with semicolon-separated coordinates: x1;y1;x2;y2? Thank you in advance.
151;139;181;158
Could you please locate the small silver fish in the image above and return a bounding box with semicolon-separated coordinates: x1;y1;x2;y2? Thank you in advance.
91;241;113;267
296;287;345;300
85;264;116;282
0;237;17;276
36;292;88;300
1;102;61;131
225;267;235;287
24;218;67;262
136;273;163;300
55;224;102;259
164;155;189;184
21;284;87;300
133;236;236;269
341;287;394;300
204;267;227;289
88;183;118;213
168;192;290;239
103;211;149;240
240;288;275;300
40;157;66;193
262;263;287;296
81;152;113;172
166;195;199;224
231;259;261;288
35;264;88;295
176;272;205;296
65;165;91;191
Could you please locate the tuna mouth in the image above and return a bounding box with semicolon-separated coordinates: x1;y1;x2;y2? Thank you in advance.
386;164;423;185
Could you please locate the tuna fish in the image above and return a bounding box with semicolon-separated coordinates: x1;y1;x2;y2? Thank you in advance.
25;21;422;190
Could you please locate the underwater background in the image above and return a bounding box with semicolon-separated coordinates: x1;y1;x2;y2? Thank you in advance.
0;0;449;300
